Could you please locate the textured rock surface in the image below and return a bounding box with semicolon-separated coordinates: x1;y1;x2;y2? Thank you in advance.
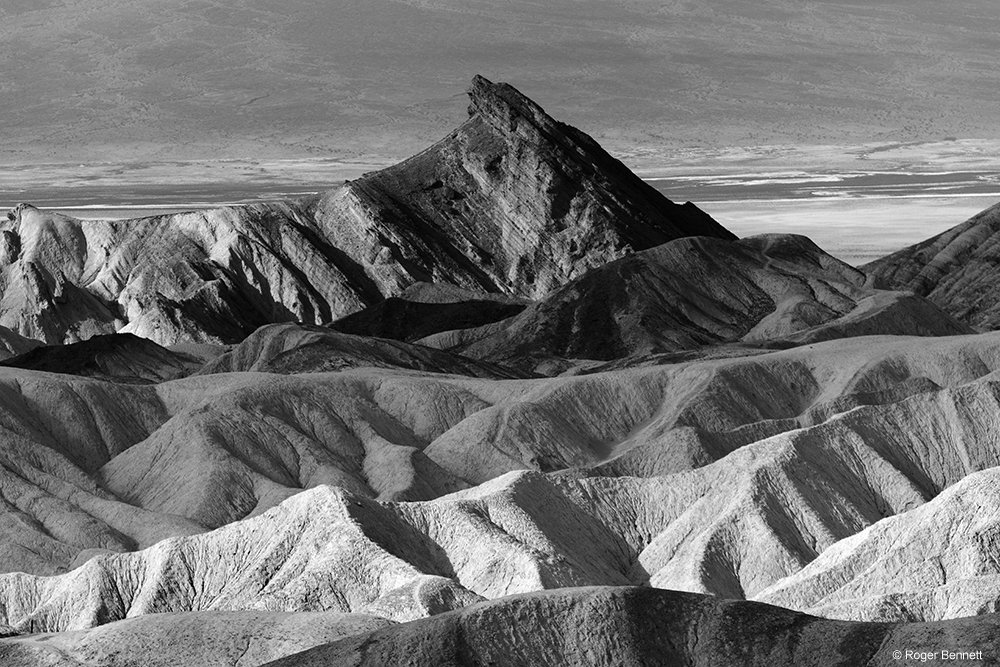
2;202;372;346
1;76;728;347
261;587;1000;667
11;362;1000;634
421;233;970;372
309;75;732;302
757;465;1000;621
865;201;1000;329
0;610;392;667
0;484;489;632
1;330;1000;579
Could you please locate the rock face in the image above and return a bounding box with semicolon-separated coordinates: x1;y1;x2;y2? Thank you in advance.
419;233;970;372
260;587;1000;667
0;76;729;347
309;75;732;301
865;201;1000;329
1;202;373;346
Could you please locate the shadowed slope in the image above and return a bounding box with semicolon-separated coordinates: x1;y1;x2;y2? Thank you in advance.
421;233;970;372
758;465;1000;621
0;611;392;667
261;587;1000;667
0;333;206;384
330;298;526;343
865;201;1000;329
309;75;731;301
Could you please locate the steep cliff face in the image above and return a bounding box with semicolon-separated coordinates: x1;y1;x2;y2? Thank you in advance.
310;75;732;301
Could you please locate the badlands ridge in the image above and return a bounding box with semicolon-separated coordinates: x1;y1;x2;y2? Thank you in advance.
1;77;1000;665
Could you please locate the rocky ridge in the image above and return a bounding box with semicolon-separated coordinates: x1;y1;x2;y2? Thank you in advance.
865;201;1000;329
1;76;727;347
309;75;733;302
418;233;970;373
6;330;1000;631
261;587;1000;667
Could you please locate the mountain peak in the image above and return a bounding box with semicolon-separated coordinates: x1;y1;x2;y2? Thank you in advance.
466;74;548;128
313;76;734;300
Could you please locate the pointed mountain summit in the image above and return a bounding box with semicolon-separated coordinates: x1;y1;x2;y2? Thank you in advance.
3;77;730;346
311;75;732;300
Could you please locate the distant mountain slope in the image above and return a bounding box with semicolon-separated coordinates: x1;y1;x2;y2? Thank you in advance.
196;323;524;379
420;233;970;372
310;75;732;301
1;76;728;347
0;333;206;383
2;202;372;346
864;201;1000;329
262;587;1000;667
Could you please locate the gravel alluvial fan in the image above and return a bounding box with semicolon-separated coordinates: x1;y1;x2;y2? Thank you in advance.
3;76;1000;666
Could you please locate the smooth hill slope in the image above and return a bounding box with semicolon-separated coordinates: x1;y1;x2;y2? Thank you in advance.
310;75;732;301
865;201;1000;329
1;76;728;346
261;587;1000;667
419;233;970;372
